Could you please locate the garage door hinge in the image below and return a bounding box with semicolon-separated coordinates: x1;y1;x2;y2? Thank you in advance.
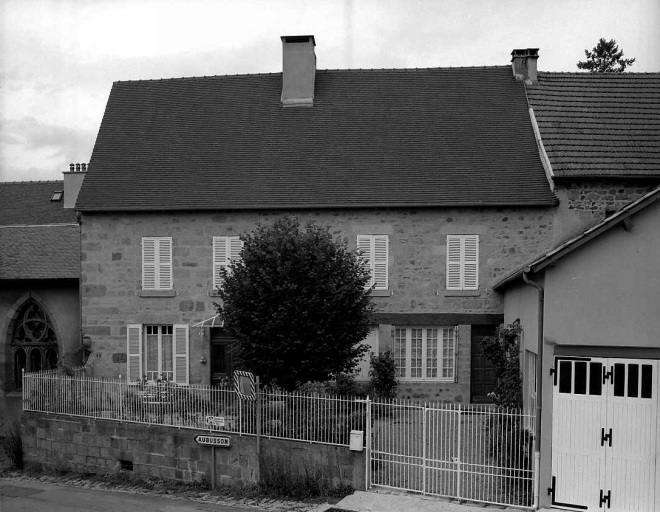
601;427;612;447
602;366;614;384
599;489;611;508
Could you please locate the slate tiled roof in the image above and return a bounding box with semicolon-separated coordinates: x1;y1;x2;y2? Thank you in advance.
76;66;557;211
527;72;660;178
0;181;78;225
0;181;79;280
0;225;79;279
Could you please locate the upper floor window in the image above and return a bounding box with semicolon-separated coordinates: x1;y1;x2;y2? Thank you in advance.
142;237;172;290
213;236;244;290
446;235;479;290
357;234;389;290
393;326;456;381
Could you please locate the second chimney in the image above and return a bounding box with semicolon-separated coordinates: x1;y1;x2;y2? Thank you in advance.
281;35;316;107
511;48;539;85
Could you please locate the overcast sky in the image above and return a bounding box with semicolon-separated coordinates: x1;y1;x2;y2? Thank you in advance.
1;0;658;183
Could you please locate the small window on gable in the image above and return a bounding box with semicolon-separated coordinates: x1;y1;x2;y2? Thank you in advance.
446;235;479;291
142;237;173;291
50;191;63;201
213;236;244;290
357;234;389;291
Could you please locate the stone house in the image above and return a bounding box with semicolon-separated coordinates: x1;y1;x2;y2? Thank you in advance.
0;170;85;434
73;36;562;402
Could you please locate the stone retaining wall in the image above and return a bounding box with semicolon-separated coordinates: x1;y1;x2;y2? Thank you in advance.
20;411;365;490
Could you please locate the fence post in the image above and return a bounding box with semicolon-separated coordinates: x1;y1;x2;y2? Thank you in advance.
456;403;462;500
365;396;372;491
423;403;428;495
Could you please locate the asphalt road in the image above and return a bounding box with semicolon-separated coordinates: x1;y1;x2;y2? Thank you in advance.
0;478;267;512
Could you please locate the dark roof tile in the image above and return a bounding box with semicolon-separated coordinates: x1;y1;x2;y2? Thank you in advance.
0;181;79;225
77;66;556;211
0;225;79;279
527;72;660;178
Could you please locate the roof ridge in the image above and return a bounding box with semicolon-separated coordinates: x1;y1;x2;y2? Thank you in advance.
0;180;63;185
113;65;512;84
538;71;660;76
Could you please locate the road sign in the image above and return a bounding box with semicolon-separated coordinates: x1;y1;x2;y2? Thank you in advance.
234;370;256;401
194;434;231;447
205;416;225;429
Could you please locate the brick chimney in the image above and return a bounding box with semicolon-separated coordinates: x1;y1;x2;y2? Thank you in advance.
63;162;87;208
511;48;539;85
281;35;316;107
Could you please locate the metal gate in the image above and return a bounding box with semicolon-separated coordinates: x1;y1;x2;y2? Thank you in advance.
368;401;535;508
551;357;658;511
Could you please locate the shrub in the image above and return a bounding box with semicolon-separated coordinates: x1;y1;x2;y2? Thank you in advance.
368;350;398;400
3;421;23;470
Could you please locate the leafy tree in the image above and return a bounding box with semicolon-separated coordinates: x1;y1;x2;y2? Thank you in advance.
216;217;373;390
481;320;523;408
577;38;635;73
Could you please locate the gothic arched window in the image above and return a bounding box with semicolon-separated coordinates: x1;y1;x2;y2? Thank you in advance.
11;300;59;388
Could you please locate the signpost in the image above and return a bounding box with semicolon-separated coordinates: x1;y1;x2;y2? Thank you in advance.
194;434;231;447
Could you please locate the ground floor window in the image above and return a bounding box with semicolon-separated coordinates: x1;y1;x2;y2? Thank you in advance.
393;327;456;380
11;300;59;389
127;324;189;384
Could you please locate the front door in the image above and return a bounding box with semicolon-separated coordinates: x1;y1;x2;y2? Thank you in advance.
552;357;658;511
210;328;235;386
470;325;496;403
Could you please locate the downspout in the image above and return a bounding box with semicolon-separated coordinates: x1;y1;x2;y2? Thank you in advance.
522;267;544;510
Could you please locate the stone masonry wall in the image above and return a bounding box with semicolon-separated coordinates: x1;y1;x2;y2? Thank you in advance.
79;206;556;400
552;179;660;243
21;411;365;490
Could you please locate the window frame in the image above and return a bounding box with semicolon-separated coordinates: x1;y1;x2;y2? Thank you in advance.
127;324;189;385
393;326;456;381
446;234;479;291
212;236;244;290
141;237;173;291
357;234;389;291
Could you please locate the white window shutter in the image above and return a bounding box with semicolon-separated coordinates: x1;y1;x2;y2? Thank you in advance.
357;235;374;288
213;237;229;289
373;235;389;290
213;237;243;289
446;236;462;290
463;235;479;290
229;237;244;261
126;324;142;382
157;238;173;290
142;238;157;290
173;324;189;385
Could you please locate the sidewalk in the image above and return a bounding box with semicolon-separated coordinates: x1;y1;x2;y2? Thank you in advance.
320;490;527;512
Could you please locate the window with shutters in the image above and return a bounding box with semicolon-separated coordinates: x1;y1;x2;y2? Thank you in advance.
393;326;456;381
126;324;189;385
446;235;479;291
142;237;173;290
213;236;244;290
357;234;389;291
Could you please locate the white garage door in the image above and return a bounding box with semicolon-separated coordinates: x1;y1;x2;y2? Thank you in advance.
552;357;658;511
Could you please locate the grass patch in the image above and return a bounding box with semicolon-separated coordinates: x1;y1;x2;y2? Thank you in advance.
259;452;354;500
